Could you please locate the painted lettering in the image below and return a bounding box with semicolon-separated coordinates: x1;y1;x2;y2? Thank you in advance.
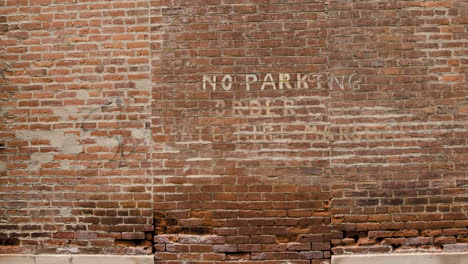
279;73;292;90
296;73;309;89
245;74;257;91
261;73;277;90
203;75;216;90
221;74;233;91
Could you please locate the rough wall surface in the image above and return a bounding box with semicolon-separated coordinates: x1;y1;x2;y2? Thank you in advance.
328;0;467;255
0;0;467;263
0;0;153;254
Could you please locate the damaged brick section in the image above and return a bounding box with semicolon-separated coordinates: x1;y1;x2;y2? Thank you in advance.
0;0;466;262
154;212;212;236
0;0;153;255
328;0;467;257
150;0;467;262
150;0;334;261
114;231;154;254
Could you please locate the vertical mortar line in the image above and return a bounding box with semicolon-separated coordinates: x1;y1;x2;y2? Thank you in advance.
146;0;156;254
324;0;334;261
324;0;331;167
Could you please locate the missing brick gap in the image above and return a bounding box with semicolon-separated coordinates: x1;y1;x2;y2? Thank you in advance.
0;237;20;246
147;231;156;254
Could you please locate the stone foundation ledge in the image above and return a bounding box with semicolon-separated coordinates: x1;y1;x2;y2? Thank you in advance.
332;252;468;264
0;254;154;264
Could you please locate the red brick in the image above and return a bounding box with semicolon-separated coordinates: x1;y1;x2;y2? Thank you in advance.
407;237;432;246
369;231;394;238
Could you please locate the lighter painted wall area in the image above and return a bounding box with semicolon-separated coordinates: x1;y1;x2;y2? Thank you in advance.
0;255;154;264
332;253;468;264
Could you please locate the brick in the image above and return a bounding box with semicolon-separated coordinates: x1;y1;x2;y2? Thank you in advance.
382;237;407;246
394;230;419;237
287;242;311;251
369;231;394;238
407;237;432;246
443;244;468;252
53;232;75;239
434;236;457;245
300;251;324;259
213;244;237;253
121;232;145;240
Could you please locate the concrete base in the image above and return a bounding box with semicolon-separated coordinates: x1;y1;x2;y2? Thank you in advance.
0;255;154;264
332;252;468;264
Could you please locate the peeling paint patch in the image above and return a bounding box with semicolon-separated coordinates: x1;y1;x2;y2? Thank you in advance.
16;131;82;155
62;134;81;154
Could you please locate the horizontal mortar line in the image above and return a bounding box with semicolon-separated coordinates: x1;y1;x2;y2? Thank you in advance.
225;113;326;118
178;175;243;178
154;184;194;187
329;106;402;111
225;157;328;161
230;110;326;113
326;146;425;151
234;131;329;135
5;47;152;51
330;114;415;119
12;48;150;54
174;141;213;144
331;153;431;159
229;128;467;135
330;162;430;167
335;145;465;150
332;138;438;143
157;72;329;76
330;121;468;126
233;151;329;154
163;98;329;101
425;82;468;84
2;182;152;185
153;21;326;26
158;39;325;44
162;35;326;39
236;148;330;152
230;140;330;143
332;128;468;134
174;141;328;146
233;121;330;125
220;115;326;119
162;70;328;74
154;184;308;187
10;53;150;58
441;145;468;148
5;19;151;25
184;158;214;161
413;33;468;39
232;105;327;109
417;48;468;51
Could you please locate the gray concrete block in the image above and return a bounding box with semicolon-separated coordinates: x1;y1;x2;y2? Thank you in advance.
0;255;35;264
0;255;154;264
332;252;468;264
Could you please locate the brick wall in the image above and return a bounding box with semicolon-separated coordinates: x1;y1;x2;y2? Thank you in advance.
0;0;153;254
151;0;332;262
328;0;467;255
0;0;466;263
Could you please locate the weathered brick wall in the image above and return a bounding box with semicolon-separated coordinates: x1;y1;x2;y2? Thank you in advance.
328;0;467;255
0;0;153;254
0;0;467;263
151;0;333;262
